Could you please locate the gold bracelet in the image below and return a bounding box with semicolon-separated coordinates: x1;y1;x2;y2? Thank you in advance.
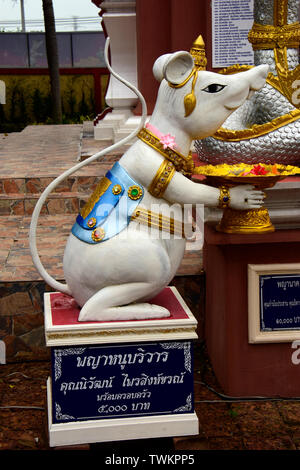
148;159;176;198
219;186;231;208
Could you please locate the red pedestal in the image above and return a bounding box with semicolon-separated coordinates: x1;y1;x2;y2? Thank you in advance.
44;286;198;347
203;224;300;397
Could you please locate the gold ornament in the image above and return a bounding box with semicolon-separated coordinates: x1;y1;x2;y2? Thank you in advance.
87;217;97;228
91;227;105;242
137;127;194;176
128;185;143;200
248;22;300;50
112;184;122;195
169;35;207;117
131;207;186;237
217;207;274;234
148;160;176;198
80;177;111;220
194;163;300;234
218;186;231;209
190;35;207;70
213;106;300;141
194;162;300;178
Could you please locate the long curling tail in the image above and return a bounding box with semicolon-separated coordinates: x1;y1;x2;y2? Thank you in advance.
29;37;148;295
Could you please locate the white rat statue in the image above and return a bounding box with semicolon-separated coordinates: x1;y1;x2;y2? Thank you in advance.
30;37;268;322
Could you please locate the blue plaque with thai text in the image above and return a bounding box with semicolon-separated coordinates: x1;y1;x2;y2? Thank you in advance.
260;274;300;331
51;340;194;424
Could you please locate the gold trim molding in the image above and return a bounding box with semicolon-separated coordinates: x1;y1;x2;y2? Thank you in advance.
213;108;300;141
48;327;196;340
248;22;300;50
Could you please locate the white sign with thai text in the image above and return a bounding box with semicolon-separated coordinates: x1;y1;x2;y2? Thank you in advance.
212;0;254;68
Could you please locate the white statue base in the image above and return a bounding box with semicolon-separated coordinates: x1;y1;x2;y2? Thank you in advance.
47;381;198;448
44;286;198;448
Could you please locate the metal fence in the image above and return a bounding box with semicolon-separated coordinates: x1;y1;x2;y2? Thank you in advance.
0;31;106;69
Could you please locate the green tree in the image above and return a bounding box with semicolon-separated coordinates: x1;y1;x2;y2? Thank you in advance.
42;0;62;123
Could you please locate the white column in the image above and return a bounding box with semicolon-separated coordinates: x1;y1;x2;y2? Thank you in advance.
94;1;141;143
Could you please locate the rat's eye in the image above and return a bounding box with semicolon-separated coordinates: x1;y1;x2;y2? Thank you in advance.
202;84;226;93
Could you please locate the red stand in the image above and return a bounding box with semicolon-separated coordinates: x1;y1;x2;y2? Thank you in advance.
203;224;300;397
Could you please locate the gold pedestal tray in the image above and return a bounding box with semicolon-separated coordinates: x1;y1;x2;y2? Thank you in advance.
194;164;300;234
217;207;274;234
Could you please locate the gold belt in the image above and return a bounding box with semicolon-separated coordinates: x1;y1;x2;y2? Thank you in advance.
131;207;189;238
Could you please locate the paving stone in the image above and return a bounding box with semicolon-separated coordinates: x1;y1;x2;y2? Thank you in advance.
242;434;296;451
230;402;287;437
277;401;300;426
0;316;12;337
0;291;36;316
20;326;46;349
173;435;209;450
3;179;25;194
13;312;44;336
196;402;240;438
291;429;300;449
2;334;32;358
208;436;245;450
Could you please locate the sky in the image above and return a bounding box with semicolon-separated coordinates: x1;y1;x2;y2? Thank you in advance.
0;0;102;31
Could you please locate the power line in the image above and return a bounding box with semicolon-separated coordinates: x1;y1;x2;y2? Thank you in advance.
0;16;100;23
0;16;102;30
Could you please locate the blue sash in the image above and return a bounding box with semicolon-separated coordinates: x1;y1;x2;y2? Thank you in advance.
71;162;144;244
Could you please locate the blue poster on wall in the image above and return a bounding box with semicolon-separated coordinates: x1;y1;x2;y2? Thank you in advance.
51;341;194;424
259;274;300;331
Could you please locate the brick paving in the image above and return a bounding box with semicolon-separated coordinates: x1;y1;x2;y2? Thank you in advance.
0;123;299;452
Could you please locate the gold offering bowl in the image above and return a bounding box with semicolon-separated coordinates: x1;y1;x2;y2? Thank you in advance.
194;163;300;234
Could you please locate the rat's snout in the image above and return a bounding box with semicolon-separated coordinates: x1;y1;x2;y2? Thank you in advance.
224;64;269;110
247;64;269;92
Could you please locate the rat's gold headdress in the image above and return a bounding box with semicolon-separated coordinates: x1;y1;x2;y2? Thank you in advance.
169;35;207;117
